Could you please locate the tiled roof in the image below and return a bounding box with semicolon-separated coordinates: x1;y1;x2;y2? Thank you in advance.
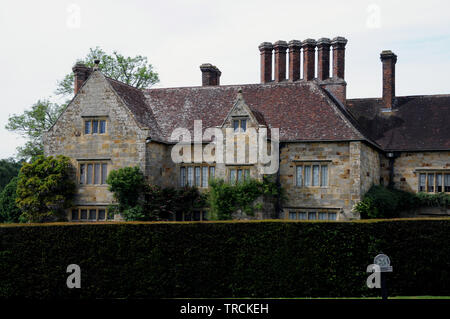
108;79;367;144
347;95;450;151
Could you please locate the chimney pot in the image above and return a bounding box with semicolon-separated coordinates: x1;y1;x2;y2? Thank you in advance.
380;50;397;109
317;38;331;81
259;42;273;83
288;40;302;81
331;36;347;79
273;40;288;82
200;63;221;86
302;39;317;81
72;63;92;95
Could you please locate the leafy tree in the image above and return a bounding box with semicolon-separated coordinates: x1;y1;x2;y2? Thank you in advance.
0;177;22;223
6;100;64;161
0;158;23;192
16;155;76;223
6;47;159;161
56;47;159;97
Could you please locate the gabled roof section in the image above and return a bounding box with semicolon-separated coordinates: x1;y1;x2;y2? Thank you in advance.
347;95;450;151
106;77;163;141
143;81;366;143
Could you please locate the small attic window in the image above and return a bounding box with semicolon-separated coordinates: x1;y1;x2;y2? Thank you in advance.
84;118;107;134
233;118;247;133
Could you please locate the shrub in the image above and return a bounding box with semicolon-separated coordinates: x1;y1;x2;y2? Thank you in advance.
0;219;449;298
106;166;206;221
208;177;281;220
16;155;76;222
354;185;450;219
0;177;22;223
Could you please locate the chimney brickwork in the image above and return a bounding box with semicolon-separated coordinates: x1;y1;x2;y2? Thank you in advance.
302;39;317;81
331;37;347;79
72;63;92;95
317;38;331;81
259;42;273;83
274;40;288;82
288;40;301;81
380;50;397;109
200;64;221;86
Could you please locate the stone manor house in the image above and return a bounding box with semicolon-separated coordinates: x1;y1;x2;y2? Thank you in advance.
43;37;450;222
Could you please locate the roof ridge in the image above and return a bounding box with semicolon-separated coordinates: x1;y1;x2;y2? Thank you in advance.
348;93;450;101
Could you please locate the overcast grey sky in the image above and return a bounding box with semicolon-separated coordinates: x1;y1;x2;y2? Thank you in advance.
0;0;449;159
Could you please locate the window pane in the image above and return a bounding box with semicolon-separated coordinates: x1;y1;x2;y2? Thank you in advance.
89;209;97;221
328;213;337;221
427;174;434;192
184;212;192;221
304;166;311;186
101;164;108;184
202;211;208;221
100;120;106;134
175;211;183;221
244;169;250;180
296;166;303;186
237;169;243;183
419;173;426;192
87;164;93;184
445;174;450;192
298;212;307;220
98;209;106;220
436;174;442;192
71;209;79;221
209;166;215;179
180;167;186;186
193;211;201;221
307;212;316;220
80;209;88;220
79;164;85;184
202;166;208;187
289;212;297;220
321;165;328;186
230;169;236;183
94;163;100;184
92;120;98;133
187;167;194;186
241;119;247;132
195;167;201;186
312;165;319;186
318;212;327;220
85;121;91;134
233;120;239;132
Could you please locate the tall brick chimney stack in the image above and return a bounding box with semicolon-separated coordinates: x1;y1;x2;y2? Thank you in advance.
200;64;221;86
72;63;92;95
273;40;288;82
380;50;397;109
259;42;273;83
288;40;301;81
317;38;331;81
331;37;347;79
302;39;316;81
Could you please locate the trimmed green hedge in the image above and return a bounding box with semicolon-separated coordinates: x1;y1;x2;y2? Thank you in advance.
1;219;449;298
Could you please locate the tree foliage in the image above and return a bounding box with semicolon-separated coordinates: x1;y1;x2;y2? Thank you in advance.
5;100;64;161
56;47;159;97
16;155;76;222
0;158;23;192
0;177;22;223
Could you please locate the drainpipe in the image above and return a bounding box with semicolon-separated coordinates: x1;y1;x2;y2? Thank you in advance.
386;152;396;189
275;142;284;218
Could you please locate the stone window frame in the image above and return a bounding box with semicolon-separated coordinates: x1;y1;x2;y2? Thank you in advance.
416;169;450;193
232;116;248;133
175;209;209;222
285;208;339;221
83;117;108;135
179;164;215;188
70;206;112;222
293;160;331;188
226;165;252;184
78;161;109;186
